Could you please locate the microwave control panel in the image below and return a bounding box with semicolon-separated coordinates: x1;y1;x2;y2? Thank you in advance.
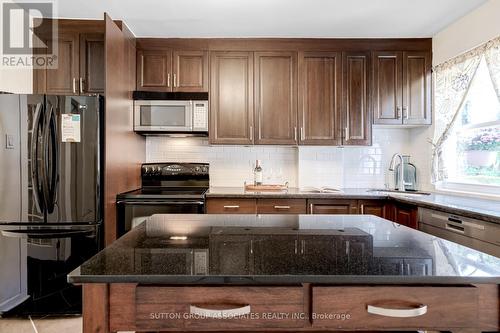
192;101;209;131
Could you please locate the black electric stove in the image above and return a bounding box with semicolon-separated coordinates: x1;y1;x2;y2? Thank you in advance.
116;163;209;236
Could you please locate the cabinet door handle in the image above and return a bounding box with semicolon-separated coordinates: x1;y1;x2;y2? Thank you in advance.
223;205;240;209
274;205;290;209
167;73;171;87
72;78;76;94
367;304;427;318
345;126;350;140
79;77;84;94
402;106;408;119
309;203;314;214
249;126;253;141
294;126;297;141
300;127;304;141
173;73;177;87
190;305;251;319
396;106;401;118
360;204;365;214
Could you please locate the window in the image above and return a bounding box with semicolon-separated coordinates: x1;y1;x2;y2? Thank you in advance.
440;56;500;189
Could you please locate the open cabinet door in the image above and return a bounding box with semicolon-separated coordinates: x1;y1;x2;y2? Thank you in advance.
104;14;144;245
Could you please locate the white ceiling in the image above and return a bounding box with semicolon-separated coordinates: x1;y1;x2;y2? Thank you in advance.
53;0;488;38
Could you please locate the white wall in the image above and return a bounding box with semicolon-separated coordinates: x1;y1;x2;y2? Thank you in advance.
0;69;32;94
406;0;500;192
0;4;33;93
433;0;500;65
146;128;412;189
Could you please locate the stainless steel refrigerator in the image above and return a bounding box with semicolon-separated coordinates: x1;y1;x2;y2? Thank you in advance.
0;94;103;315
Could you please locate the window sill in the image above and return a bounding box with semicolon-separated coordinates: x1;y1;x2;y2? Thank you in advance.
435;181;500;200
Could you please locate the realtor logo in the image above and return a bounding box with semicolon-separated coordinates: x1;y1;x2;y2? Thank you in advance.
1;1;58;68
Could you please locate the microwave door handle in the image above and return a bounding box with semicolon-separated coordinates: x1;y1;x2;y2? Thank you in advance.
187;101;193;130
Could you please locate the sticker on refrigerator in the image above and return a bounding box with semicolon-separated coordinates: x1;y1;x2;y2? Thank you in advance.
61;114;81;142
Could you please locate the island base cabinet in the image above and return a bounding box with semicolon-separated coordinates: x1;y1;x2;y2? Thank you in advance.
312;286;479;330
109;285;307;332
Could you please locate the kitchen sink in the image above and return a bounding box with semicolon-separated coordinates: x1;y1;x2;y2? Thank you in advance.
368;189;431;195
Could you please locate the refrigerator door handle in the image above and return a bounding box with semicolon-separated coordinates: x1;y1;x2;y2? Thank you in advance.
42;101;58;214
47;103;59;213
31;102;46;213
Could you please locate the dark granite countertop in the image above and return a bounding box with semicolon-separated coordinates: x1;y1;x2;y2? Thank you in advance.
69;214;500;285
206;187;500;224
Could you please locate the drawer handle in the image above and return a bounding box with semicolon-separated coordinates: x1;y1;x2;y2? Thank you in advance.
189;304;251;319
274;205;291;209
446;223;465;234
367;304;427;318
223;205;240;209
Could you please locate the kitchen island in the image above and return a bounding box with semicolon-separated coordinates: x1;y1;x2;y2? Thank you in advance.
69;214;500;333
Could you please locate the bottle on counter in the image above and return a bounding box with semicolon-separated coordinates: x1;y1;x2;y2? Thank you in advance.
254;160;263;185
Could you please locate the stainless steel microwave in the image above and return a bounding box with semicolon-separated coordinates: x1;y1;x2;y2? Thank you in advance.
134;100;209;133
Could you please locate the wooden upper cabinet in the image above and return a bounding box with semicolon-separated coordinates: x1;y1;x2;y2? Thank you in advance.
172;50;208;92
254;52;298;145
45;33;80;95
80;33;104;94
33;20;104;95
137;49;208;92
373;51;431;126
372;51;403;125
298;52;342;145
342;51;371;145
209;51;254;144
403;51;432;125
137;50;171;91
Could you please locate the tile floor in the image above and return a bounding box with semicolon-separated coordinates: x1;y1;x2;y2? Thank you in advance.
0;316;82;333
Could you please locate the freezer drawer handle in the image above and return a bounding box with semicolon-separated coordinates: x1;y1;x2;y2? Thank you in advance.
367;304;427;318
189;304;251;319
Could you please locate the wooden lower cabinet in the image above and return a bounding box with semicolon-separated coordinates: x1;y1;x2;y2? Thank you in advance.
206;198;257;214
207;198;306;214
109;285;306;332
359;200;387;218
87;283;498;333
308;199;358;214
256;199;306;214
387;202;418;229
312;286;479;330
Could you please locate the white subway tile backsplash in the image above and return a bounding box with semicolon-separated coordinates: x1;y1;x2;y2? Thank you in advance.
146;128;422;189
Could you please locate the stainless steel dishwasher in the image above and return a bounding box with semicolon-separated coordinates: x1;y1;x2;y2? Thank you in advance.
419;207;500;257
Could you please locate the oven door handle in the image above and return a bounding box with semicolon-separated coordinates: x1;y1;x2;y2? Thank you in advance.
116;200;204;205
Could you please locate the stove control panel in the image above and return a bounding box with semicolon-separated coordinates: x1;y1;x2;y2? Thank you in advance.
142;163;209;178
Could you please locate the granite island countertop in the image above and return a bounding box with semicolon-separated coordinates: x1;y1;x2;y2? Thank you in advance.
206;187;500;224
69;214;500;285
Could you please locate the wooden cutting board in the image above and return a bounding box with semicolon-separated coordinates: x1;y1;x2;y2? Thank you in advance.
244;184;288;191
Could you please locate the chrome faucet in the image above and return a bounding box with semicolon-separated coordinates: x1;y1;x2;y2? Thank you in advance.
389;153;405;192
